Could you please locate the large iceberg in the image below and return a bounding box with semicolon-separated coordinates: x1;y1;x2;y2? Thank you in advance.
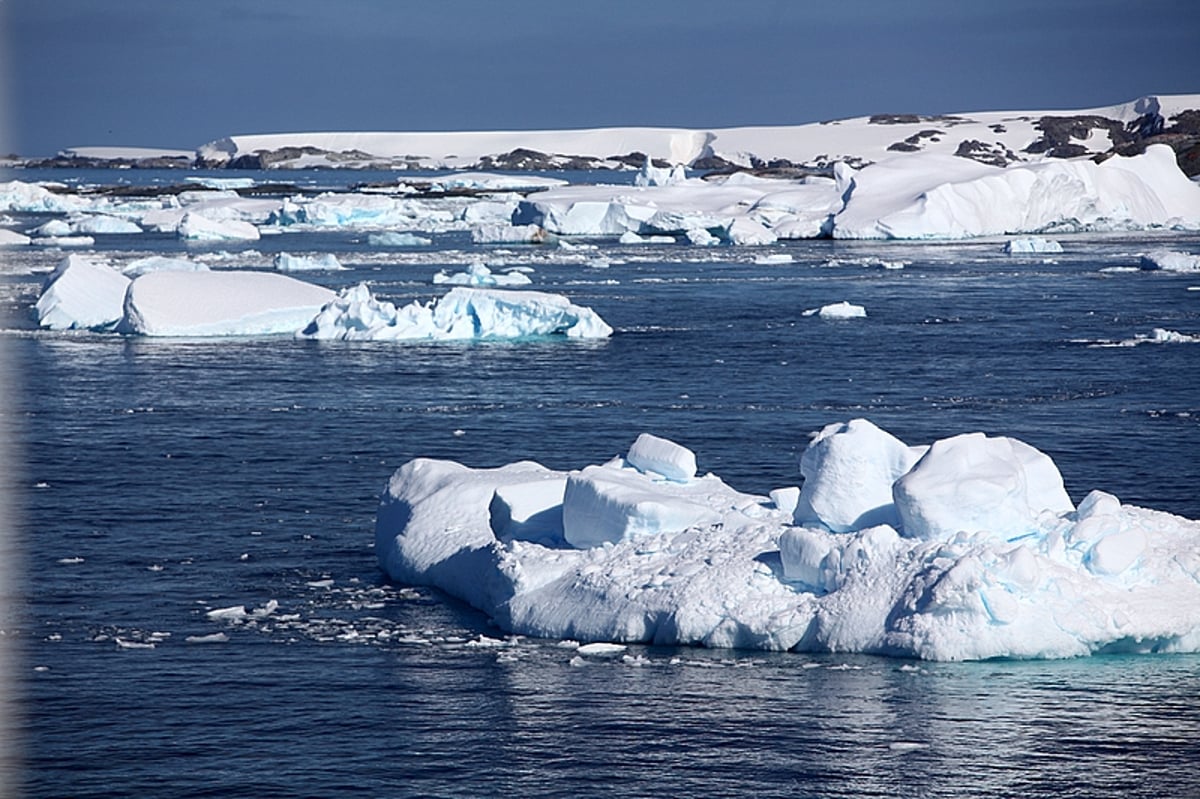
118;271;336;336
374;421;1200;661
299;284;612;341
513;144;1200;242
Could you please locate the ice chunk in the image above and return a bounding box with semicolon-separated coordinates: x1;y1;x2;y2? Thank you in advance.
274;252;344;272
489;477;567;543
122;255;209;276
685;228;719;246
432;263;532;287
794;419;925;532
1139;249;1200;271
0;228;30;246
1005;237;1063;254
68;214;142;235
471;224;552;244
299;284;612;341
724;217;777;246
35;254;131;330
634;158;689;187
0;180;87;213
625;433;698;482
769;486;800;515
803;301;867;319
118;270;336;336
367;231;432;247
561;464;721;548
178;212;261;241
893;432;1075;541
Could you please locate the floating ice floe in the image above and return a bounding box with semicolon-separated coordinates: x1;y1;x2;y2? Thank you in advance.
1139;249;1200;271
803;301;867;320
374;420;1200;661
1005;237;1063;254
178;212;261;242
0;180;88;213
432;263;532;287
367;231;432;247
274;252;344;272
1089;328;1200;347
471;224;553;245
299;284;612;341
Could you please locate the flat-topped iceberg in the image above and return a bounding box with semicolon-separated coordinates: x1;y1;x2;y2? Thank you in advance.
299;284;612;341
374;421;1200;661
118;271;336;336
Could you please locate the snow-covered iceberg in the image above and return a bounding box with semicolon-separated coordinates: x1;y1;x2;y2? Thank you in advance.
512;144;1200;242
118;271;336;336
35;254;131;330
299;284;612;341
374;421;1200;661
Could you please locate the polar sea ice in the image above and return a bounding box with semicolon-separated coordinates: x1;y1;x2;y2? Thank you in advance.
375;419;1200;661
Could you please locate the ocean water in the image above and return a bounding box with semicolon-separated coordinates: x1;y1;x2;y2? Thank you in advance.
2;170;1200;797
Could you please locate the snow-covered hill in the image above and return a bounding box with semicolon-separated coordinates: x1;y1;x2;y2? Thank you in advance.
186;94;1200;174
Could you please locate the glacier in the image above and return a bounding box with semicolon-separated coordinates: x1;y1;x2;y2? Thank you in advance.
374;421;1200;661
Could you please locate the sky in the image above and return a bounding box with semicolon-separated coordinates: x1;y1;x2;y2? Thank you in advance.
1;0;1198;156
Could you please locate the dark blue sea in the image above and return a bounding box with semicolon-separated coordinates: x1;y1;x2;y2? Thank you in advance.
2;168;1199;797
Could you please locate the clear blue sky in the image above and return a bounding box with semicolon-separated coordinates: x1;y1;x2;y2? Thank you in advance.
2;0;1198;156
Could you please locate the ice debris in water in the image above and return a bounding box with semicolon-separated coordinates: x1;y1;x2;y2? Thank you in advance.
374;420;1200;661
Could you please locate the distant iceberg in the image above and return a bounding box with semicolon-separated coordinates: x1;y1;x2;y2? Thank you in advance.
375;421;1200;661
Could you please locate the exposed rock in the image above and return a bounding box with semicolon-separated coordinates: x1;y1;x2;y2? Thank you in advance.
954;139;1020;167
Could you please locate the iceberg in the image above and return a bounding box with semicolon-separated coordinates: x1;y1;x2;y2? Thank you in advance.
803;301;867;319
374;422;1200;660
432;263;532;287
470;224;553;245
299;284;613;341
35;254;131;330
367;231;432;247
118;270;336;336
1139;249;1200;271
274;252;344;272
121;255;210;277
1005;237;1063;254
0;228;30;246
177;212;261;242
